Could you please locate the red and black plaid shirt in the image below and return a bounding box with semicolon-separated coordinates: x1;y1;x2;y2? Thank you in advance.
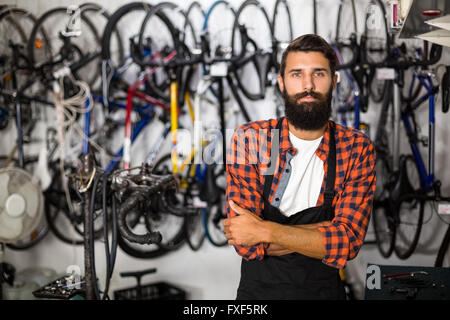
225;117;376;269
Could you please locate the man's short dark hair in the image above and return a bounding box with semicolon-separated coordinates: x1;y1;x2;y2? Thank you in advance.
280;34;338;78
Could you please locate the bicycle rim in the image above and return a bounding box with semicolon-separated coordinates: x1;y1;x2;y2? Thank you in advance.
184;209;206;251
373;200;395;258
138;3;184;102
27;7;101;88
335;0;357;45
394;195;425;259
365;0;390;103
203;189;228;247
435;224;450;267
231;0;273;101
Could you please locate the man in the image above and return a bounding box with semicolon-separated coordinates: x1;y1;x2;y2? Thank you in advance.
222;34;376;300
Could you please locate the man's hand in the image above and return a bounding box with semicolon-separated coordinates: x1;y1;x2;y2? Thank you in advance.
222;200;270;247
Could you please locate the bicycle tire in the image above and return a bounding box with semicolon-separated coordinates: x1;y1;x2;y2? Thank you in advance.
0;7;40;117
101;2;154;104
435;224;450;267
27;7;101;88
181;163;207;252
43;163;104;244
184;1;205;48
271;0;293;70
394;195;425;260
184;208;206;251
44;199;84;245
183;2;205;96
374;80;394;157
203;187;228;247
137;2;184;103
231;0;273;101
80;2;124;77
201;0;236;77
0;7;37;43
335;0;357;45
372;199;396;258
364;0;390;103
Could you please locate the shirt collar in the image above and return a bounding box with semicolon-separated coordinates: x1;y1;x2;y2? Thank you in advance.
280;117;331;162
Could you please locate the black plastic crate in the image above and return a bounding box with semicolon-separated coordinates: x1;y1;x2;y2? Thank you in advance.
114;281;186;300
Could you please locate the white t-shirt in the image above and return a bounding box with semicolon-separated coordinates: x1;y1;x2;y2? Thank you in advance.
278;132;324;217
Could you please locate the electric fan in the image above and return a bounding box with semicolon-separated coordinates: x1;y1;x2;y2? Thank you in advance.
0;167;44;244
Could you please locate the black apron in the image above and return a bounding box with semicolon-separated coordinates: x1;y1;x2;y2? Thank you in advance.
236;118;346;300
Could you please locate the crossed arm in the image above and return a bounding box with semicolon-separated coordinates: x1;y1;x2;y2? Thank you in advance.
223;200;331;259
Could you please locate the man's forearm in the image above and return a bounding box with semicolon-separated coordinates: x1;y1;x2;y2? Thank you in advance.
265;221;330;256
262;221;327;259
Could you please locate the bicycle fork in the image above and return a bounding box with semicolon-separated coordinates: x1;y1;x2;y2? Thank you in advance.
393;76;401;171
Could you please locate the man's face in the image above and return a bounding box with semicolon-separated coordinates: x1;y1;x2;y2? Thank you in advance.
278;51;338;131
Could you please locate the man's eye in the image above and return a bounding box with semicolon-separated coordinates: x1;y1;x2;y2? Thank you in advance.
292;73;301;78
314;72;325;77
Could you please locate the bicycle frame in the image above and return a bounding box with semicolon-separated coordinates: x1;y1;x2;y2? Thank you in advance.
91;94;166;174
402;74;436;192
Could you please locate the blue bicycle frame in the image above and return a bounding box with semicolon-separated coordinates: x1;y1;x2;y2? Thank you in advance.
401;74;435;192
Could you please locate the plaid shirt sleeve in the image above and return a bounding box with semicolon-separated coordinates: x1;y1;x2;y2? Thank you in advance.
317;136;376;269
225;126;268;261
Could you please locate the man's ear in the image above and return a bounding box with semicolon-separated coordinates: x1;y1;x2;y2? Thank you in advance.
332;72;339;90
277;74;284;92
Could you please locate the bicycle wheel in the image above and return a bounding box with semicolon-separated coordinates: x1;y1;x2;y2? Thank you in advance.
101;2;155;103
372;199;396;258
335;0;357;44
0;7;41;128
43;163;104;245
183;200;206;251
137;2;186;103
374;154;394;201
184;1;205;48
231;0;273;101
364;0;390;103
80;3;124;91
394;157;425;259
202;0;236;74
374;80;394;156
435;224;450;267
27;7;101;88
183;2;205;95
393;195;424;260
203;187;228;247
271;0;293;69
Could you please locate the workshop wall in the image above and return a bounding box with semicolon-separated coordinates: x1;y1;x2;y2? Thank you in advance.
1;0;450;299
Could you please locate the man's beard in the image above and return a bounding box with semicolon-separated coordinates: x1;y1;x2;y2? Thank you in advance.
283;84;333;131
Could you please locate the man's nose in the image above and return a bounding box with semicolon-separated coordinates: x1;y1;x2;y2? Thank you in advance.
301;74;315;92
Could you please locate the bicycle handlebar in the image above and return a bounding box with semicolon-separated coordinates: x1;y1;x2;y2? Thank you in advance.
370;43;443;70
129;24;253;71
116;191;163;245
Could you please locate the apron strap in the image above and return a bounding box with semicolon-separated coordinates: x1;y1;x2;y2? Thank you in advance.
262;118;283;213
263;119;337;212
323;123;336;209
